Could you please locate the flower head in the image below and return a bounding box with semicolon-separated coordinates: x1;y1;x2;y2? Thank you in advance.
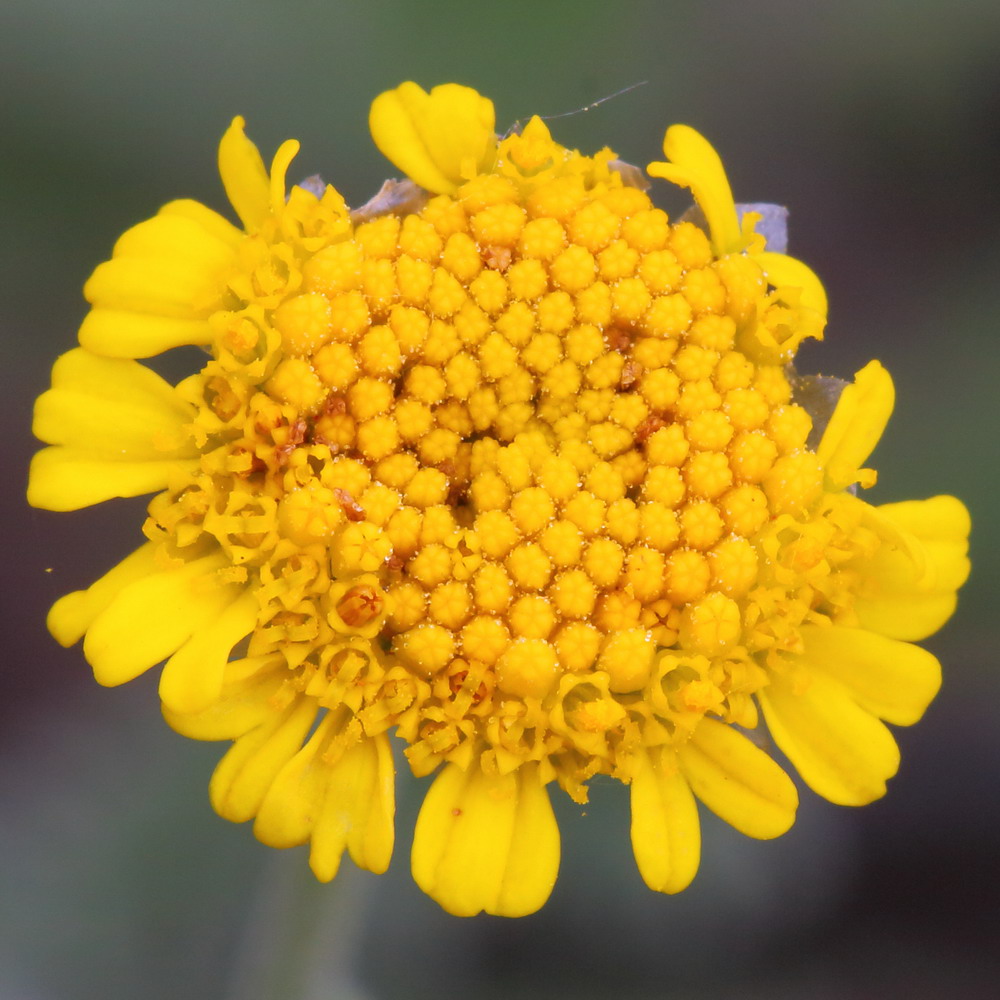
29;82;970;916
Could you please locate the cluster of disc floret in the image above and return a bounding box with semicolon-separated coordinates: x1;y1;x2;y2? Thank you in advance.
138;119;866;802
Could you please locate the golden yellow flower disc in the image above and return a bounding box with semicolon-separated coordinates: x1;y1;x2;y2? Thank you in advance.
29;82;970;917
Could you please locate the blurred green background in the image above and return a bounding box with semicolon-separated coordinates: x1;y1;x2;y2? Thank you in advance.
3;1;998;997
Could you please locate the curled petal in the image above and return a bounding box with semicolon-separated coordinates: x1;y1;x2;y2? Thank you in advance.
629;747;701;894
411;762;559;916
370;82;497;195
757;251;828;343
218;115;270;231
678;718;797;839
269;139;301;217
648;125;741;254
760;671;900;806
816;360;895;492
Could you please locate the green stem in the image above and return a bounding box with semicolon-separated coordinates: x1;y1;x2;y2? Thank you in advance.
225;851;373;1000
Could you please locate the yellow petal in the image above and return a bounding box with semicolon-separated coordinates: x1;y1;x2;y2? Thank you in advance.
82;551;236;686
798;625;941;727
647;125;741;254
84;255;227;318
27;447;198;511
254;713;340;848
32;351;195;457
849;495;969;640
79;309;212;358
678;718;798;839
38;348;189;420
269;138;301;217
877;494;971;547
756;250;828;345
79;199;239;353
855;496;932;588
162;656;285;741
309;732;396;880
209;697;318;823
629;747;701;894
857;592;959;643
868;495;971;593
370;82;496;195
29;350;200;511
218;115;270;231
759;671;900;806
46;542;159;646
757;252;828;316
159;198;244;247
815;360;895;492
112;212;238;269
411;762;559;916
158;589;259;715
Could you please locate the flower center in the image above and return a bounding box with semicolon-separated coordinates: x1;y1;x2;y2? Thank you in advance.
146;145;845;793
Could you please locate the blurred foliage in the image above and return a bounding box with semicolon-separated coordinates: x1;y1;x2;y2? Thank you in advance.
3;1;998;997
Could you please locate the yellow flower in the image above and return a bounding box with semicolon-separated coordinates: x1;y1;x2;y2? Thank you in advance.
29;82;970;916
